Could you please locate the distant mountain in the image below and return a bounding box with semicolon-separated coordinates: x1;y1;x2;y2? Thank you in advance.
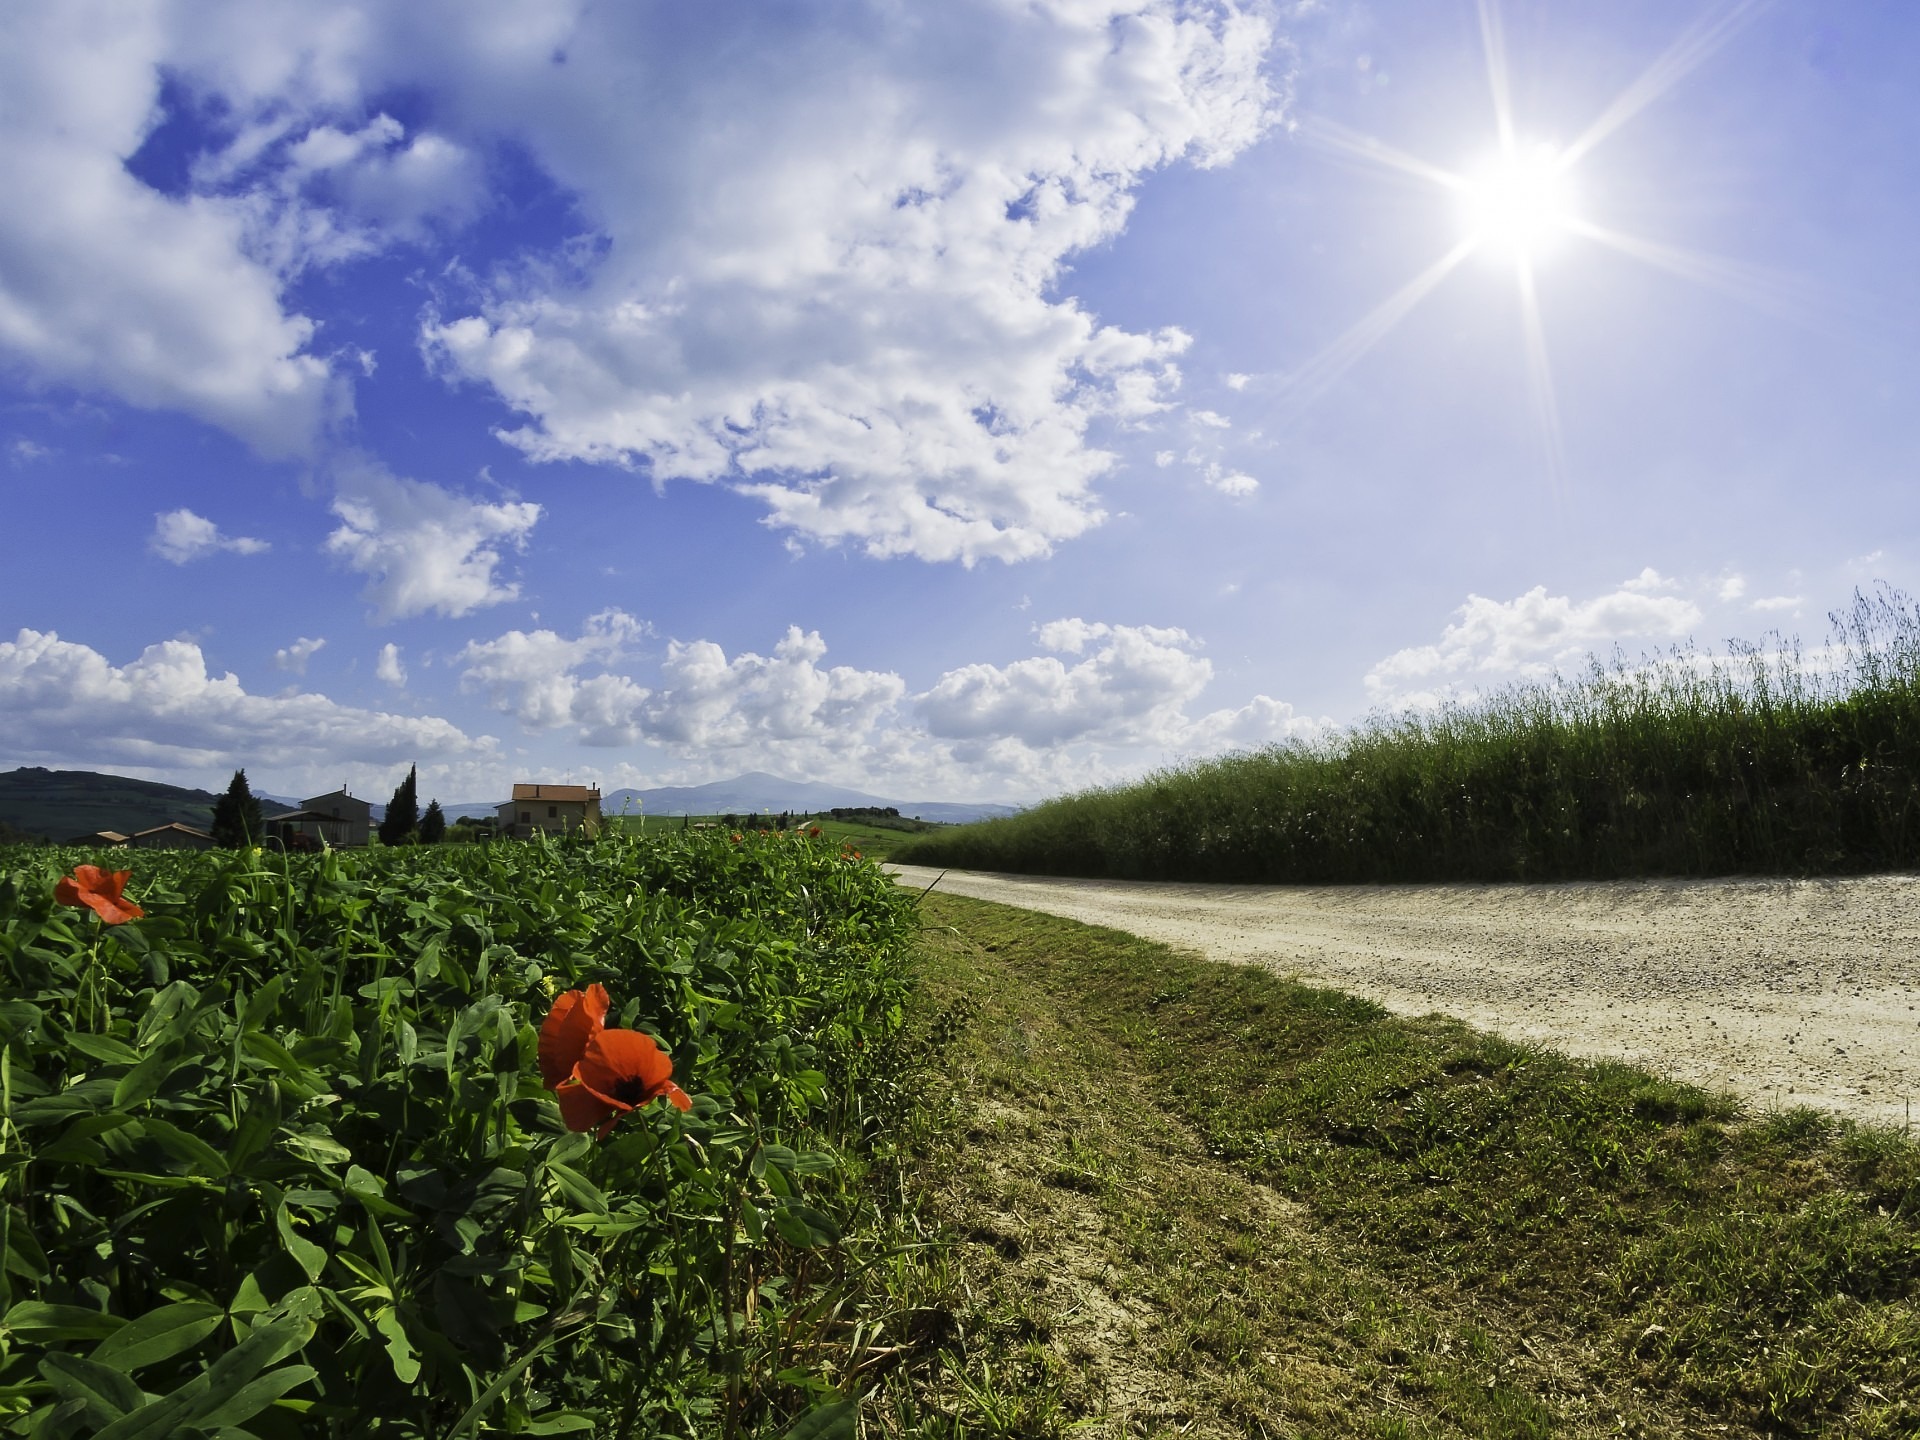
0;767;295;841
603;771;1019;825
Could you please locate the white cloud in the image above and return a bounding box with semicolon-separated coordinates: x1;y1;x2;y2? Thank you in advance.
375;641;407;687
1750;594;1802;614
1153;449;1176;467
1365;571;1705;707
1717;574;1747;601
642;627;907;753
0;627;493;785
1200;461;1258;496
1224;371;1251;390
921;619;1213;749
150;508;271;563
458;610;650;745
325;458;541;621
1190;409;1232;428
10;439;51;464
273;636;326;674
0;5;337;456
418;0;1282;564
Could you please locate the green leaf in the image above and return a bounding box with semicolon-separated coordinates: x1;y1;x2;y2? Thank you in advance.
66;1032;141;1067
3;1301;125;1342
226;1083;283;1170
135;982;200;1050
275;1205;326;1283
781;1399;857;1440
544;1162;608;1215
89;1301;223;1373
112;1050;174;1110
191;1363;317;1430
240;1031;309;1078
39;1352;147;1424
280;1131;352;1168
135;1119;229;1179
771;1204;842;1249
241;977;285;1033
374;1307;419;1383
92;1319;312;1440
522;1415;596;1435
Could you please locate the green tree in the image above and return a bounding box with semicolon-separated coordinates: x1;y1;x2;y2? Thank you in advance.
210;769;263;848
419;798;447;845
379;764;419;845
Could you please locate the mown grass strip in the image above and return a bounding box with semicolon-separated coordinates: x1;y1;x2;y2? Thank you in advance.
871;892;1918;1438
895;588;1920;883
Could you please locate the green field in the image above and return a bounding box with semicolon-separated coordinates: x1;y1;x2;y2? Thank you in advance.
612;815;934;862
895;587;1920;883
10;823;1914;1436
0;832;919;1437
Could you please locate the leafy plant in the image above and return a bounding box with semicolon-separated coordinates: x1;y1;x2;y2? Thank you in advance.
0;828;917;1437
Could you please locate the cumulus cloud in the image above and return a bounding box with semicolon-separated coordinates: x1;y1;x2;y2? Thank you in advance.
922;619;1229;750
449;612;1314;798
375;641;406;687
418;0;1281;563
325;458;541;621
457;610;651;745
0;6;336;455
1365;569;1705;707
150;508;270;563
0;627;492;783
273;636;326;674
1199;461;1258;497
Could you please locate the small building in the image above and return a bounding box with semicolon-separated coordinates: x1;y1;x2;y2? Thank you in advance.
130;822;214;850
300;790;373;846
496;783;602;840
65;830;128;847
263;789;373;849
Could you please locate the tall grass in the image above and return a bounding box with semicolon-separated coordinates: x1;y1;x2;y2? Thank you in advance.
896;587;1920;883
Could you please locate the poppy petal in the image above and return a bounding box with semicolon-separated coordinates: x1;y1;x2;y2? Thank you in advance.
575;1027;674;1099
539;984;610;1088
664;1082;692;1112
555;1075;617;1133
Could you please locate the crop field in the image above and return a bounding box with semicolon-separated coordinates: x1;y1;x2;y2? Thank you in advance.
0;830;920;1438
895;588;1920;884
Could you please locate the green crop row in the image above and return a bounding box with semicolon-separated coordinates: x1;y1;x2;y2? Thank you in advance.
0;830;917;1438
896;586;1920;883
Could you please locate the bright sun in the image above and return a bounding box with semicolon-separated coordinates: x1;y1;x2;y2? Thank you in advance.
1283;0;1766;492
1460;146;1577;259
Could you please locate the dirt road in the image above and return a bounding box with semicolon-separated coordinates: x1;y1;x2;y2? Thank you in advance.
889;864;1920;1128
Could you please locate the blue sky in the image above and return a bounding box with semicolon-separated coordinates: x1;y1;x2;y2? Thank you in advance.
3;0;1916;806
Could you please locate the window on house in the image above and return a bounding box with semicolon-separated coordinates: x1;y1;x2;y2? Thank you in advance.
549;806;557;818
521;811;531;824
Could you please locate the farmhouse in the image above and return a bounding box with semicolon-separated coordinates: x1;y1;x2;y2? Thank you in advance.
497;783;602;840
263;789;373;849
130;822;214;850
65;830;128;846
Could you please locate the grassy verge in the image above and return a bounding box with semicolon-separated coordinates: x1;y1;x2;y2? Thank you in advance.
894;588;1920;883
864;892;1918;1437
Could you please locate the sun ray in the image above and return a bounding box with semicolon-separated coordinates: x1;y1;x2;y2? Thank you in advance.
1294;115;1465;193
1515;257;1570;500
1276;238;1479;420
1477;0;1517;154
1562;218;1826;324
1557;0;1767;169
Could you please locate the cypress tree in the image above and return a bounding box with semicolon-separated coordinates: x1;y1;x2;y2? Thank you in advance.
210;769;263;848
379;765;419;845
419;799;447;845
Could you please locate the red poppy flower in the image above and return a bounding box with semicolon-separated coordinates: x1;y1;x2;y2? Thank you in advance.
54;866;144;925
555;1028;692;1137
538;984;609;1088
539;986;691;1137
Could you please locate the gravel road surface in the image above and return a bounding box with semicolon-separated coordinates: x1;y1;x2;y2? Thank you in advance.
890;864;1920;1128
